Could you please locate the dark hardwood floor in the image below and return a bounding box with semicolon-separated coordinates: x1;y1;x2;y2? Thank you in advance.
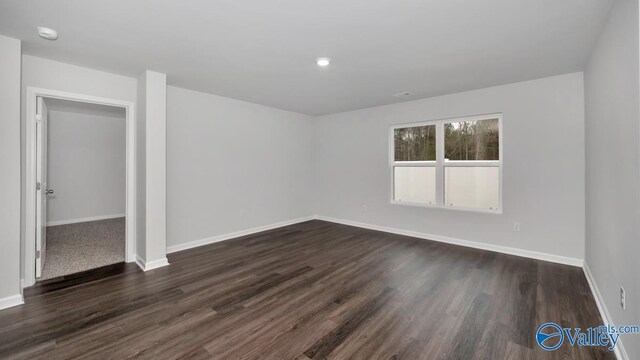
0;220;613;359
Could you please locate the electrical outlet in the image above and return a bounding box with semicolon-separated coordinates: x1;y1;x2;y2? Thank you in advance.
513;222;521;232
621;287;626;310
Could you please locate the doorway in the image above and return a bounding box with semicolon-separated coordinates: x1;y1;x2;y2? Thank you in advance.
24;88;136;287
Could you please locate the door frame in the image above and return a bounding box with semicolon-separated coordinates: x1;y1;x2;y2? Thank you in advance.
24;87;136;287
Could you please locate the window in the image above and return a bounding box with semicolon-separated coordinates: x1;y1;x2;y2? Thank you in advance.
390;114;502;212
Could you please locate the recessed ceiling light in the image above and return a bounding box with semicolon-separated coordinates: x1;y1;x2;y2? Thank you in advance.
37;27;58;40
316;57;331;67
392;91;413;97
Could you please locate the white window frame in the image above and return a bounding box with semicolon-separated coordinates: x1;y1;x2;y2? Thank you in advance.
389;113;503;214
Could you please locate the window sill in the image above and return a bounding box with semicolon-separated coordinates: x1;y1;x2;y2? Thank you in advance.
390;200;502;215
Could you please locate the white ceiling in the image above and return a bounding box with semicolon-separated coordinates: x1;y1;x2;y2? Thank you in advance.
0;0;613;115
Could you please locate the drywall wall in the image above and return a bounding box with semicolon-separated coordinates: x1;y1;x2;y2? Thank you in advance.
136;72;147;261
584;0;640;358
314;73;585;262
45;105;126;225
166;86;314;250
138;71;168;269
21;56;138;101
21;55;137;279
0;35;22;308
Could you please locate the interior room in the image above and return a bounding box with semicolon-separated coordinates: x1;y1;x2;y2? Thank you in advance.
40;98;126;280
0;1;638;359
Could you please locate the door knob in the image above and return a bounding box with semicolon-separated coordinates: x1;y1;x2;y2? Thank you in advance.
45;189;54;195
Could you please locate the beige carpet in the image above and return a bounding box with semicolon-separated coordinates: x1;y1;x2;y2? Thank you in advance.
41;217;125;280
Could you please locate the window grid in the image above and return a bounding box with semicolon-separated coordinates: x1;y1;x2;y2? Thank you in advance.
390;114;502;213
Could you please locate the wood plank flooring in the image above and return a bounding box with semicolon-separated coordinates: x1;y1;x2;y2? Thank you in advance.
0;220;614;359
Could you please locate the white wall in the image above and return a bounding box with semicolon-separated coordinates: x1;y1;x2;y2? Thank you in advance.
166;86;315;249
314;73;585;261
46;107;126;224
139;71;168;267
136;72;147;260
21;55;137;279
0;35;22;307
584;0;640;358
21;56;138;102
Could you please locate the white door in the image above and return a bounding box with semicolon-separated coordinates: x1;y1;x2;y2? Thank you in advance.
35;96;49;278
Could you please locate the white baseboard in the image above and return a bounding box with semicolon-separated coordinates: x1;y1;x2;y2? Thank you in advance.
165;215;582;267
134;255;145;271
166;216;315;254
314;216;584;267
583;263;628;360
47;213;125;227
0;294;24;310
135;255;170;272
